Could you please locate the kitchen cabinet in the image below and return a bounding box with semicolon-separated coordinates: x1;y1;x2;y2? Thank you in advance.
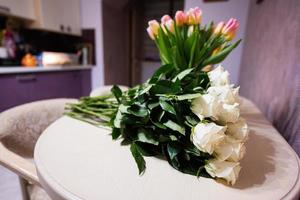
59;0;81;35
0;70;91;112
0;0;35;20
29;0;82;36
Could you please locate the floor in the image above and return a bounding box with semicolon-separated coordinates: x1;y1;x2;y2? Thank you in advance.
0;165;22;200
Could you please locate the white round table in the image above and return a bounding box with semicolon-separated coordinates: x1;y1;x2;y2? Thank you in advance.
34;99;300;200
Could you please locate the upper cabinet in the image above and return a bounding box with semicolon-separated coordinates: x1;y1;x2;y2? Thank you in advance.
0;0;35;20
28;0;82;36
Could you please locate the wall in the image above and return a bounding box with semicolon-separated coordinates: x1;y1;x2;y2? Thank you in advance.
184;0;250;85
239;0;300;154
141;61;160;83
80;0;104;89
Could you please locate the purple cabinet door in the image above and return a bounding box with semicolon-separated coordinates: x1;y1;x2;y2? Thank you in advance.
0;74;40;111
0;70;91;112
34;71;82;99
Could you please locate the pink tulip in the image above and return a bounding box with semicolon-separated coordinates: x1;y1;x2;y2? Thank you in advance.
213;21;225;35
147;27;155;40
161;15;172;24
186;7;202;25
161;15;174;34
175;11;186;26
165;19;174;33
147;20;160;40
222;18;239;40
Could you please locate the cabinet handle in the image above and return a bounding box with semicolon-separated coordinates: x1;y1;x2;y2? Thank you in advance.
67;26;71;32
60;25;65;31
0;6;10;13
16;75;36;83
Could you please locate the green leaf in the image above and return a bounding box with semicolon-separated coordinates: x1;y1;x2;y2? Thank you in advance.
164;120;185;135
149;64;173;84
157;110;165;121
171;68;194;82
184;145;203;157
130;143;146;175
148;102;159;110
185;116;199;126
113;104;130;128
171;46;186;70
159;100;176;115
165;143;181;169
137;128;159;145
153;122;167;130
119;104;129;113
188;33;199;68
111;85;122;103
150;80;181;94
156;27;172;64
167;143;181;160
177;93;202;101
184;30;196;54
113;109;122;128
202;39;241;66
127;87;139;97
135;142;160;156
128;104;148;117
112;128;121;140
139;84;152;95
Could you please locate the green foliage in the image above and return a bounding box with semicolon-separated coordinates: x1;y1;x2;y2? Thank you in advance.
153;23;240;72
130;143;146;175
66;19;241;179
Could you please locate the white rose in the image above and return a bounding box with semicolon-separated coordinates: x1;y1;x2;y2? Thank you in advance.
208;65;230;86
214;137;246;162
205;160;241;185
226;117;249;142
191;122;226;154
207;85;239;104
218;103;240;123
191;94;220;120
191;94;240;123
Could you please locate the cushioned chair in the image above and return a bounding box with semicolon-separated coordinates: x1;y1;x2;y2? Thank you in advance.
90;85;128;97
0;98;76;200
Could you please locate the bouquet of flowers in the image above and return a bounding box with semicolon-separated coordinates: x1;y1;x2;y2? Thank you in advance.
67;7;249;185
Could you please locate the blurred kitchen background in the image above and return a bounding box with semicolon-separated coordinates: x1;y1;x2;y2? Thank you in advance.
0;0;299;199
0;0;251;114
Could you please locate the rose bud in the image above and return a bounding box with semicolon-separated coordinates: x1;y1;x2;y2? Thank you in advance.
175;11;186;26
222;18;239;40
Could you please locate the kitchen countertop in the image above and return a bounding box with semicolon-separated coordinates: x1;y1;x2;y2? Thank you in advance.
0;65;93;74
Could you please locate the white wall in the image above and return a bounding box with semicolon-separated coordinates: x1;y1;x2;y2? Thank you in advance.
141;61;161;83
184;0;250;84
80;0;104;89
